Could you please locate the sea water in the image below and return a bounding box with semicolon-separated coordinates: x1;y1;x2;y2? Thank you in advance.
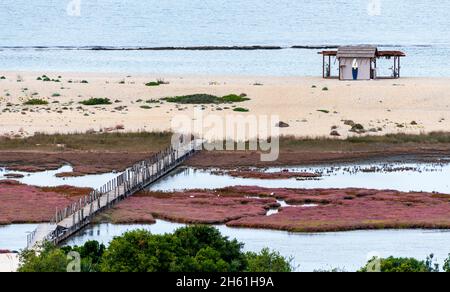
0;0;449;76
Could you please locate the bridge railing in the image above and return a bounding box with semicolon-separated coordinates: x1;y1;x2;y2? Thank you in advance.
26;229;37;249
28;138;201;247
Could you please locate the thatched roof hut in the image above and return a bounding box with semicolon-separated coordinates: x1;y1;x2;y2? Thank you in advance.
319;45;405;80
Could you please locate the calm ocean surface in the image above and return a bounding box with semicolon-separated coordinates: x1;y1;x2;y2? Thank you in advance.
1;0;449;76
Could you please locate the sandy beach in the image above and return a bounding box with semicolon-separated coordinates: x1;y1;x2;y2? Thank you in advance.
1;71;449;138
0;253;19;272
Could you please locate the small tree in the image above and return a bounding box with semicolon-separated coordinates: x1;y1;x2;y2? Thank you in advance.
359;256;434;273
443;254;450;272
18;242;69;272
62;240;106;272
18;226;293;273
245;248;294;272
99;226;248;272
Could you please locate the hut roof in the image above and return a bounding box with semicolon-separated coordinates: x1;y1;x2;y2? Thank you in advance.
318;46;405;58
377;50;406;57
336;45;377;58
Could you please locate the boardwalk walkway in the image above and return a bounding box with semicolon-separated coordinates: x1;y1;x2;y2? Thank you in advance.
27;139;201;249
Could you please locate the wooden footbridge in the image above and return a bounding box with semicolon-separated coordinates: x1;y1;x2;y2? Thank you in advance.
27;139;202;249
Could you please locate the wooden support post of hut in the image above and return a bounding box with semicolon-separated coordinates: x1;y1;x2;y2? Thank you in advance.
319;45;405;80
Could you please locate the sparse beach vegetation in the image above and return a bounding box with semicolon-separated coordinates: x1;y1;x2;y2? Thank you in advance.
162;93;249;104
145;79;168;87
233;107;249;112
37;75;60;82
79;98;112;106
23;98;49;105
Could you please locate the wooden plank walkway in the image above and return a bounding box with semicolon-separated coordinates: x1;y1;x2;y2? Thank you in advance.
27;139;202;249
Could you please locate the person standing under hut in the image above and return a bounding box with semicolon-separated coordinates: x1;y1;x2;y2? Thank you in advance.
352;58;359;80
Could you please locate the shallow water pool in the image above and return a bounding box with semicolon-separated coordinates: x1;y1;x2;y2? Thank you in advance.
0;165;118;189
150;161;450;193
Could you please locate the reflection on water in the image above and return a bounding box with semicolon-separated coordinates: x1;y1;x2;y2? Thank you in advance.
63;220;450;272
0;165;118;189
150;162;450;193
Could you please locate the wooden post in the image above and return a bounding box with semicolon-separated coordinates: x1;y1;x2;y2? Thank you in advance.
328;55;331;78
338;59;341;80
394;57;397;78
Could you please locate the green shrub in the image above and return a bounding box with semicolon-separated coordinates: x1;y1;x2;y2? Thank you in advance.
0;76;6;80
100;226;247;272
19;241;105;273
359;255;439;272
222;94;250;102
79;98;112;106
145;99;159;104
163;94;250;104
163;94;217;104
140;105;152;109
145;81;160;87
36;75;61;82
145;79;169;87
23;98;49;105
17;226;292;273
52;93;61;97
18;242;69;272
62;241;106;272
81;80;89;84
317;109;330;114
245;248;294;272
444;254;450;272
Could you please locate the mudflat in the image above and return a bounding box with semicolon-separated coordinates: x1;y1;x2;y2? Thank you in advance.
98;186;450;233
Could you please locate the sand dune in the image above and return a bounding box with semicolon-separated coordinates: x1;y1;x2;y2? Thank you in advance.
1;71;449;138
